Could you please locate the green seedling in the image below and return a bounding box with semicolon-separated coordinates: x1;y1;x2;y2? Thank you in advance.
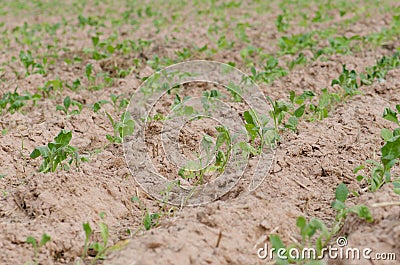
179;125;231;185
110;94;129;112
361;52;400;85
85;63;95;85
331;65;359;98
309;88;340;121
288;52;307;70
25;233;51;265
131;196;163;231
269;183;372;265
266;96;290;135
82;213;127;265
30;129;88;173
276;9;290;32
356;105;400;193
250;57;288;84
66;78;81;91
19;50;46;76
284;90;315;131
331;183;373;230
56;96;82;116
171;94;195;116
92;100;110;113
0;89;40;114
278;32;316;55
235;22;249;43
106;112;135;143
175;47;192;61
201;89;223;113
38;79;63;97
226;82;243;102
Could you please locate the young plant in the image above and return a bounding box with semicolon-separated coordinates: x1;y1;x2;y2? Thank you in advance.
276;9;290;32
106;112;135;143
250;57;288;84
25;233;51;265
30;129;88;173
38;79;63;97
269;183;372;265
56;96;82;117
109;93;129;112
309;88;340;121
0;89;40;114
19;50;46;76
92;99;110;113
131;196;161;231
82;213;127;265
178;125;231;185
285;90;315;131
331;65;359;98
331;183;373;231
356;105;400;193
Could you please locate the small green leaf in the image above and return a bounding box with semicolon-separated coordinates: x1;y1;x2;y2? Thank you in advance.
144;211;152;230
131;196;140;202
353;164;365;174
30;146;50;159
383;107;399;125
26;236;37;247
296;216;306;230
356;175;364;181
381;128;393;141
335;183;348;203
54;129;72;145
39;233;51;247
393;182;400;195
99;222;109;246
349;205;373;222
243;110;256;125
63;96;71;109
83;222;92;240
332;200;346;210
293;105;306;118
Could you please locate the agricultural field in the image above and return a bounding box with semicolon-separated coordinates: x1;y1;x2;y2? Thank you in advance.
0;0;400;264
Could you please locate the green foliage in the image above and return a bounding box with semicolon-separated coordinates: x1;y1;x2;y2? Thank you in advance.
38;79;63;97
0;89;40;114
331;65;359;98
130;195;175;232
356;105;400;194
332;183;373;223
361;52;400;84
309;88;340;121
92;100;109;113
250;58;288;84
178;125;231;184
278;32;316;55
276;9;290;32
81;213;126;265
66;78;82;91
110;93;129;112
56;96;82;116
19;50;47;76
270;183;372;264
30;129;88;173
106;112;135;143
25;233;51;265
